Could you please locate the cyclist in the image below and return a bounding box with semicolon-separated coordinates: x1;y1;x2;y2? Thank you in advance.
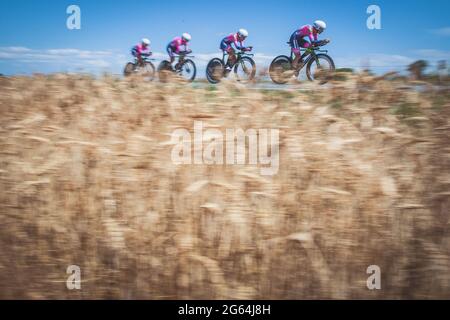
131;38;152;66
289;20;327;70
167;33;192;68
220;29;253;72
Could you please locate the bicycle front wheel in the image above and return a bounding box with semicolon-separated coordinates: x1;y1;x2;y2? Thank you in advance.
234;57;256;83
179;59;197;82
137;61;156;81
306;54;335;84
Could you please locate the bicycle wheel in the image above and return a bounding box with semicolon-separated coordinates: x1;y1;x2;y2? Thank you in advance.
158;60;173;83
124;62;135;77
269;55;293;84
234;57;256;83
136;61;156;81
306;54;335;84
206;58;225;84
179;59;197;82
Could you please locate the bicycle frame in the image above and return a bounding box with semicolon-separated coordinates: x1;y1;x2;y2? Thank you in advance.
177;54;195;63
134;56;155;65
222;50;254;66
174;54;195;72
291;47;329;70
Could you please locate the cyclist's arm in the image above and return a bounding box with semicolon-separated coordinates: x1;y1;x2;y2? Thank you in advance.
178;45;191;55
309;32;321;46
231;40;246;51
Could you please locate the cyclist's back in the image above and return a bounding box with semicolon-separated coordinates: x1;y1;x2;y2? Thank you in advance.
289;25;318;49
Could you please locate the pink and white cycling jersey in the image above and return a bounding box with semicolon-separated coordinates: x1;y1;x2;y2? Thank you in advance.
289;24;320;54
169;36;189;53
134;43;151;55
222;33;245;50
296;25;318;43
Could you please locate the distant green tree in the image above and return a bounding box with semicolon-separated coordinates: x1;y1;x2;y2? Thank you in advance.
335;68;354;73
407;60;428;80
437;60;448;82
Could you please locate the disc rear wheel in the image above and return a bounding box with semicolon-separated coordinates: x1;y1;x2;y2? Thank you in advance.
269;55;293;84
158;60;173;83
124;62;136;77
206;58;225;84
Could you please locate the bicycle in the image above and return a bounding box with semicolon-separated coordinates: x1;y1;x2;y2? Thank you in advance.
269;40;335;85
123;55;156;81
206;49;256;84
157;53;197;83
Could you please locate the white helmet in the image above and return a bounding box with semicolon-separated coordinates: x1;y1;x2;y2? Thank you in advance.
313;20;327;32
182;33;192;41
142;38;150;46
238;28;249;38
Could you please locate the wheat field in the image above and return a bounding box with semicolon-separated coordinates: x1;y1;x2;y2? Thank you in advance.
0;73;449;299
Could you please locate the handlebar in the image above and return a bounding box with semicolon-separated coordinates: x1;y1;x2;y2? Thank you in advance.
287;39;331;49
304;40;330;53
315;39;331;47
305;47;328;54
223;49;253;54
222;50;253;58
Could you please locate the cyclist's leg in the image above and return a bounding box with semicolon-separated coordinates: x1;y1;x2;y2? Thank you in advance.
220;41;231;68
291;38;303;70
131;48;141;66
174;56;182;70
291;48;302;69
219;40;227;52
225;47;236;69
167;45;175;64
131;48;137;57
300;39;311;55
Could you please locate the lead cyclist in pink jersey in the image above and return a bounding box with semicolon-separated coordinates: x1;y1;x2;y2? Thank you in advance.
220;28;253;71
289;20;327;69
167;33;192;67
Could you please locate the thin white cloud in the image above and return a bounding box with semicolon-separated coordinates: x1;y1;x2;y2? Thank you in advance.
1;46;447;76
431;27;450;36
414;49;450;60
253;53;275;65
333;53;414;70
0;47;117;61
0;46;126;73
6;47;33;53
194;53;220;66
368;54;414;67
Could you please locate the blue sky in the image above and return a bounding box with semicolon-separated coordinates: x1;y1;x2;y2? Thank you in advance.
0;0;449;75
